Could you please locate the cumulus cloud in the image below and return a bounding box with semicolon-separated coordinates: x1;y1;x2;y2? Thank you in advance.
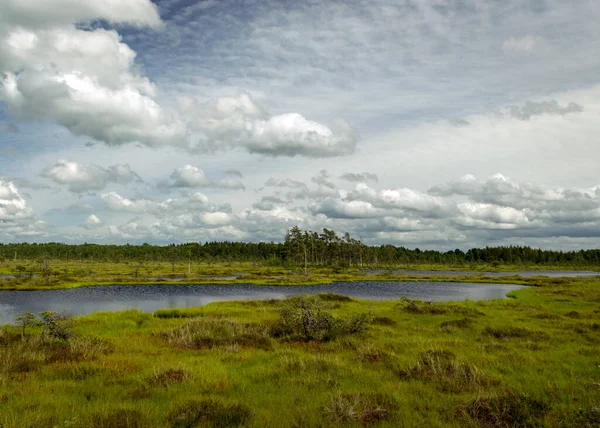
0;180;47;239
340;172;379;183
185;93;356;157
41;160;142;193
508;100;583;120
0;0;187;148
81;214;102;229
158;164;245;190
0;180;30;220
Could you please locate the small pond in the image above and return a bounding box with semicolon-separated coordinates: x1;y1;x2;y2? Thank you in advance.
0;281;525;325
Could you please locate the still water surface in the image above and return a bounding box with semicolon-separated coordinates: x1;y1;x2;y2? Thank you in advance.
360;270;599;277
0;281;524;324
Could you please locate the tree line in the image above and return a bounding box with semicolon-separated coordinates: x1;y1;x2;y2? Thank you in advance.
0;227;599;268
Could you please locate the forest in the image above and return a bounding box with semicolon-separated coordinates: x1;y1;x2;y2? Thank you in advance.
1;226;599;267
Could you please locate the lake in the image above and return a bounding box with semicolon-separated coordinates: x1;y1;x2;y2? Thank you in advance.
0;281;525;325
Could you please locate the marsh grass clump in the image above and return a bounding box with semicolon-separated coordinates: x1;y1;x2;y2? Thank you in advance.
531;312;560;320
317;293;354;302
482;326;549;341
456;391;550;427
370;316;396;326
397;350;490;392
89;408;146;428
564;311;581;318
271;296;369;342
168;398;252;428
561;407;600;427
148;368;191;387
323;392;398;424
0;333;112;374
440;318;474;332
160;317;272;350
398;299;484;317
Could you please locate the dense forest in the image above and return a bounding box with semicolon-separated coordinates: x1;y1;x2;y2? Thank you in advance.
0;226;599;267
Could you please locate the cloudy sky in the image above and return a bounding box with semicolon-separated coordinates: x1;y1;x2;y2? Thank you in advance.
1;0;599;250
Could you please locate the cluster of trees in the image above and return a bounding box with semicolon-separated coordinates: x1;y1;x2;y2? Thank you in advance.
1;228;599;268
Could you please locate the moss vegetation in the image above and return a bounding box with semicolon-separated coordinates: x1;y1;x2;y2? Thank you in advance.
0;277;599;426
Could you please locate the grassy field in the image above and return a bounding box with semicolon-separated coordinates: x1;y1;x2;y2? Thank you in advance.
1;276;599;427
1;259;598;290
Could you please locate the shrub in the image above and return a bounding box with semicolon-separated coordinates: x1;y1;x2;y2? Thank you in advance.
39;311;74;341
168;398;252;428
456;391;549;427
272;296;369;342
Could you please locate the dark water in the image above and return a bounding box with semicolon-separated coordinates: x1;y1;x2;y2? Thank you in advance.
360;270;600;278
0;281;525;325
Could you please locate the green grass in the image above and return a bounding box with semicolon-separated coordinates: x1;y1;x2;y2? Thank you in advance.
0;278;599;427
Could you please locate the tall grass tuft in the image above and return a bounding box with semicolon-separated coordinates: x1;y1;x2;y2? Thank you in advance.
159;317;272;350
396;350;492;392
323;392;398;424
168;398;252;428
456;391;550;427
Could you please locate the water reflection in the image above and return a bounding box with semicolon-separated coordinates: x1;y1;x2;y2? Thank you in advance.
0;281;525;325
360;270;599;277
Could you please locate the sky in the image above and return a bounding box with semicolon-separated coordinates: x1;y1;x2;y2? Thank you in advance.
0;0;599;250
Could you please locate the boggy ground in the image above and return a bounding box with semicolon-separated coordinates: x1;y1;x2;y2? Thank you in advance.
1;259;594;290
0;278;599;427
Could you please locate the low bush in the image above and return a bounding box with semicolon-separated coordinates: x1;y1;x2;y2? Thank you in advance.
271;296;369;342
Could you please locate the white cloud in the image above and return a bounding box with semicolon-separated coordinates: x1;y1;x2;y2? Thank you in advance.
0;0;162;30
186;93;356;157
158;164;245;190
503;35;549;55
82;214;102;229
0;181;31;220
0;0;187;149
41;160;142;192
